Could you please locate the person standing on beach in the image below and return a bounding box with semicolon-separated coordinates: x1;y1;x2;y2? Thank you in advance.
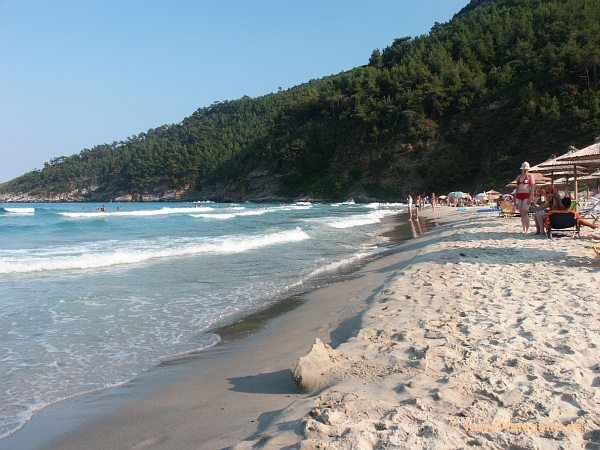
515;162;535;233
407;194;413;220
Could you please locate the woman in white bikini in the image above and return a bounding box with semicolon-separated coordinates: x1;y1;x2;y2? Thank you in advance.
515;161;535;233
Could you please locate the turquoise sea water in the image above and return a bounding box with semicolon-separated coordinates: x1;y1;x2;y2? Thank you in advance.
0;200;408;440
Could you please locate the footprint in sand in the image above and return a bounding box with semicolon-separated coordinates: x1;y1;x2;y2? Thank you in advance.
519;331;534;341
552;344;576;355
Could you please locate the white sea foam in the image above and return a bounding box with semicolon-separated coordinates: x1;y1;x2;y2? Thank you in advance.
326;209;402;229
327;211;380;229
331;199;355;207
277;204;313;211
190;213;237;220
189;209;270;220
0;228;309;274
2;207;35;214
304;252;372;279
60;206;214;218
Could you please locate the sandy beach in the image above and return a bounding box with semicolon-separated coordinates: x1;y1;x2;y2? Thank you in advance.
247;208;600;449
4;206;600;449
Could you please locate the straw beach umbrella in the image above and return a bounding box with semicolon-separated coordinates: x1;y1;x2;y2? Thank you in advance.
552;139;600;200
555;138;600;164
529;158;585;174
579;170;600;183
530;151;588;200
484;190;500;203
578;170;600;197
530;157;587;179
551;177;569;189
506;174;551;189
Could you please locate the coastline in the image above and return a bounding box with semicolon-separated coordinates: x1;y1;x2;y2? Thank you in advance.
0;209;436;449
4;206;598;449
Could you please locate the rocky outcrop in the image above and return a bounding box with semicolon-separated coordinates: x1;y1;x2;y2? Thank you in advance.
0;191;86;202
0;169;292;203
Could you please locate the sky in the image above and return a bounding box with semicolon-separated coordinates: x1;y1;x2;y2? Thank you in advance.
0;0;469;183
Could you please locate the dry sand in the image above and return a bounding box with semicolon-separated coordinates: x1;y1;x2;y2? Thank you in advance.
6;207;599;449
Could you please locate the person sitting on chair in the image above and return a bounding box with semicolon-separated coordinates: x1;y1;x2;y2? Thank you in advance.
546;197;598;231
532;187;561;235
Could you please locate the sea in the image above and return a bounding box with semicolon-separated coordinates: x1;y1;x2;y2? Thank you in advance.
0;200;416;441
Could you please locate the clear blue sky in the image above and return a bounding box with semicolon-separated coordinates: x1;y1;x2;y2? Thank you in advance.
0;0;469;183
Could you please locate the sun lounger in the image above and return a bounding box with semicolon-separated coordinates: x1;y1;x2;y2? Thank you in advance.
584;244;600;258
499;200;519;218
545;211;581;238
579;198;600;221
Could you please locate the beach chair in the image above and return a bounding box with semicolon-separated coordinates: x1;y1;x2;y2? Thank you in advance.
579;198;600;221
545;212;581;239
499;200;519;218
585;244;600;258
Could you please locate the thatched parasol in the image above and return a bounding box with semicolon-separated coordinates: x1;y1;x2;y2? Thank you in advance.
555;138;600;199
530;157;587;174
484;190;501;202
506;173;551;189
578;170;600;197
555;138;600;164
550;177;569;188
579;170;600;181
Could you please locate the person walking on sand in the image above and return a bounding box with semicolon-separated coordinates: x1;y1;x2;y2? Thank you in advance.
407;194;413;220
515;161;535;233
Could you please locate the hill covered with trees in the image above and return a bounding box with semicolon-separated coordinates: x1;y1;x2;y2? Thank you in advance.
1;0;599;202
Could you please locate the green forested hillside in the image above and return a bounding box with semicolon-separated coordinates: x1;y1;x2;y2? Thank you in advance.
1;0;599;201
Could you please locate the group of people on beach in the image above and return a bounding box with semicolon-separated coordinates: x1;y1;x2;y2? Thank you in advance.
406;193;438;220
514;161;597;234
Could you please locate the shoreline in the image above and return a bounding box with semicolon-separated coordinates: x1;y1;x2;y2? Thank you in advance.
0;209;439;449
239;208;600;449
5;206;598;449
